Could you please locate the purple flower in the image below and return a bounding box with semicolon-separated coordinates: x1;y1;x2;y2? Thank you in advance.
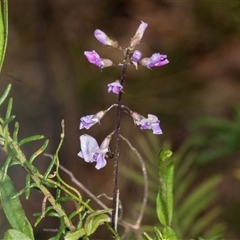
94;29;119;48
131;112;162;135
131;50;142;62
146;114;163;134
84;50;103;67
78;134;110;170
148;53;169;67
84;50;114;69
140;53;169;69
80;110;106;130
130;21;148;48
107;80;123;94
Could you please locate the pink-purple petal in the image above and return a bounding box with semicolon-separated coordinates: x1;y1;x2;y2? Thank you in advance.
84;50;103;67
80;115;98;129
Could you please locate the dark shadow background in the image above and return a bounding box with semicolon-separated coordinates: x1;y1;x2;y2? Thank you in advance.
1;1;240;239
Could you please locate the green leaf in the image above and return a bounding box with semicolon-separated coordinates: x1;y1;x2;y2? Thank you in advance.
154;227;163;239
0;83;11;106
13;121;19;142
19;135;45;146
162;226;177;240
156;190;168;226
4;229;32;240
65;228;86;240
5;97;13;121
84;209;111;236
165;162;174;225
0;171;34;239
0;0;8;72
158;149;173;163
29;139;49;163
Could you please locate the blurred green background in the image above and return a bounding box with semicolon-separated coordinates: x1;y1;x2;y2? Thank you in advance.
1;1;240;239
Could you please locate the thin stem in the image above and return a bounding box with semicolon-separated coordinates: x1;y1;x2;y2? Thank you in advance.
111;49;129;230
120;135;148;229
58;163;108;210
8;141;75;231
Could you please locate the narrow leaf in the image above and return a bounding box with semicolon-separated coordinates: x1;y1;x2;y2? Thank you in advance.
0;0;8;72
29;139;49;163
65;228;86;240
0;83;11;106
19;135;45;146
156;190;168;226
84;209;111;236
0;171;34;239
4;229;32;240
165;162;174;225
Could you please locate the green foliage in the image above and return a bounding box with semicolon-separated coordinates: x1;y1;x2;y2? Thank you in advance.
0;171;34;240
0;0;8;72
4;229;33;240
156;150;174;227
120;133;225;239
65;209;112;240
190;106;240;164
0;83;118;239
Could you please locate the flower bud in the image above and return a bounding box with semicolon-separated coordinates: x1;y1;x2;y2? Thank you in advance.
131;50;142;62
84;50;103;67
94;29;119;48
130;21;148;49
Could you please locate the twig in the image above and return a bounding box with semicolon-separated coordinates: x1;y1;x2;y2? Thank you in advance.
120;134;148;230
57;162;109;210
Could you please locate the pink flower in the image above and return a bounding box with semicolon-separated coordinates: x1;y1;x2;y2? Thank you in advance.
84;50;102;67
94;29;119;48
80;110;106;130
107;80;123;94
131;112;162;135
84;50;114;68
140;53;169;69
131;50;142;62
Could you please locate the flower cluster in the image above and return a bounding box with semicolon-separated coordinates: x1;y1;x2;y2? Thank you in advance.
78;21;168;169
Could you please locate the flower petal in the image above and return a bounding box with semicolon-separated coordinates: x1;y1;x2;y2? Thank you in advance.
79;134;99;163
94;153;107;170
80;115;98;130
84;50;103;67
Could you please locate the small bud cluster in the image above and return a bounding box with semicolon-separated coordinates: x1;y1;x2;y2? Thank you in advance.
78;21;169;169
